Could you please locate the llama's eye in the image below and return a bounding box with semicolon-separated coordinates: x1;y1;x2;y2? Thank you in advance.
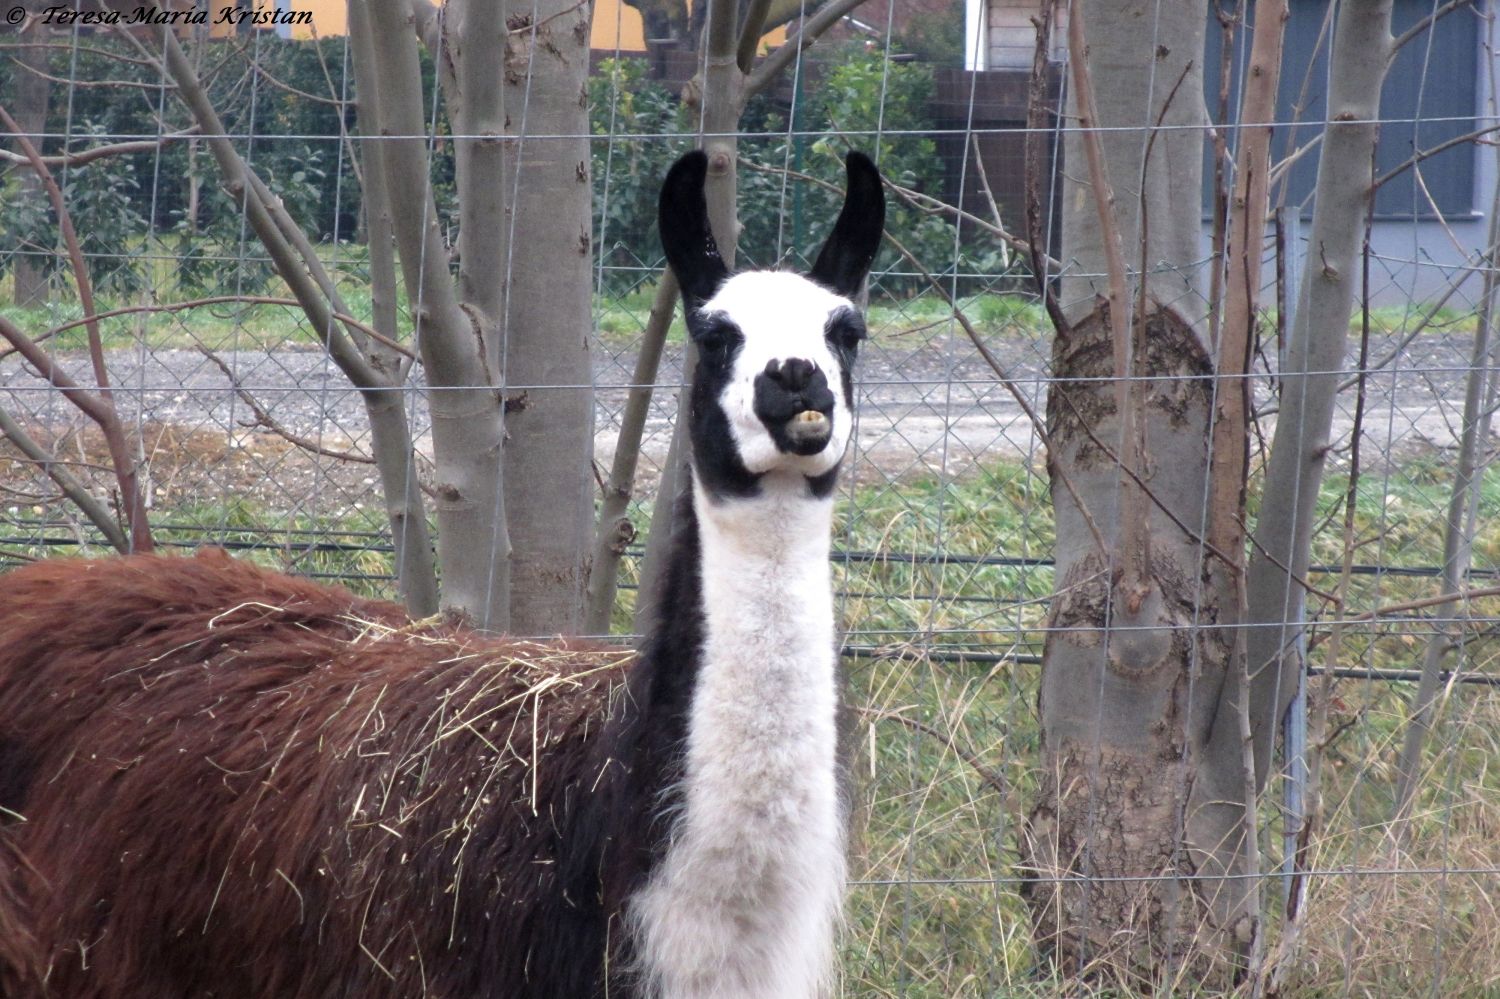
694;319;738;358
826;316;866;353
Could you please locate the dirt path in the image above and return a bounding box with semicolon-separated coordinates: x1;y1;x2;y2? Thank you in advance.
0;329;1484;499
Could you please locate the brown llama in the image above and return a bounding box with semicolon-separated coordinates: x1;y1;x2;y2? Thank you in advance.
0;150;884;999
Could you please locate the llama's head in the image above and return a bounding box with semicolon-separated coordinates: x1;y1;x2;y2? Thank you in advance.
659;150;885;501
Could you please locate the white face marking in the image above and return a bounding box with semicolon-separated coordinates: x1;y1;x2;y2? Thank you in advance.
701;271;856;479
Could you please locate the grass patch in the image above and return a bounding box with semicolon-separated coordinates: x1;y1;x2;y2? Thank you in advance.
2;282;1063;358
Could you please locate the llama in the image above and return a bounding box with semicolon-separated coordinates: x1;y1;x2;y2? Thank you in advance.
0;149;884;999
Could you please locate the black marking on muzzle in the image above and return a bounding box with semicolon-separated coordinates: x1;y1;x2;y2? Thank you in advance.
754;358;836;456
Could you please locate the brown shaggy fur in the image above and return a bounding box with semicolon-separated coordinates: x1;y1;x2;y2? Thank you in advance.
0;550;634;998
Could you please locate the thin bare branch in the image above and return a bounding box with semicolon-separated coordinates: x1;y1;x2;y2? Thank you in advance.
248;60;350;107
1207;2;1241;351
0;296;414;363
1212;0;1287;568
0;62;171;91
0;103;152;552
1373;122;1500;191
195;348;376;465
585;270;679;634
1389;0;1473;55
745;0;874;98
737;0;774;73
883;232;1110;560
0;404;129;552
1342;585;1500;624
0;42;158;67
0;129;198;169
855;705;1008;799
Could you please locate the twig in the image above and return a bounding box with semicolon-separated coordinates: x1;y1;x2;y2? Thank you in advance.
1211;0;1287;585
1207;2;1241;352
301;18;364;191
0;41;158;67
195;348;376;465
1341;585;1500;624
147;27;389;392
248;60;350;106
1049;386;1240;571
855;705;1007;799
746;156;1049;265
1242;520;1340;607
0;404;128;552
1372;122;1500;191
878;226;1109;559
1254;241;1481;421
1068;3;1158;606
0;64;171;91
1066;4;1148;600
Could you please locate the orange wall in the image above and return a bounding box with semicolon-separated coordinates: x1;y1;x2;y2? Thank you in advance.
288;0;346;38
277;1;781;52
278;0;648;47
590;0;649;52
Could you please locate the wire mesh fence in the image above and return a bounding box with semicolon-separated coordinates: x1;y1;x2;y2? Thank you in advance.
2;2;1499;995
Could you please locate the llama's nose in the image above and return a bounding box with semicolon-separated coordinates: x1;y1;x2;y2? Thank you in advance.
760;358;834;410
764;357;817;394
754;358;836;455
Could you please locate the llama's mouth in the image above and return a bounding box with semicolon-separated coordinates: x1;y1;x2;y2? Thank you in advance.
782;410;833;453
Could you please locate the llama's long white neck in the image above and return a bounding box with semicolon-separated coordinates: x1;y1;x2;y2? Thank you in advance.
631;471;844;999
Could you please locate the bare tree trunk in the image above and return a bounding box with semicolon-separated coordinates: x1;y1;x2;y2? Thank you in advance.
498;0;598;635
349;3;441;617
1022;0;1254;981
155;17;441;614
1187;0;1286;970
184;31;208;238
1189;1;1392;983
634;0;745;633
585;269;677;634
356;0;512;629
1235;0;1394;795
1391;165;1500;825
10;12;51;307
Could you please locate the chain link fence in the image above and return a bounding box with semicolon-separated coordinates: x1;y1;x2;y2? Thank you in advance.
2;4;1498;994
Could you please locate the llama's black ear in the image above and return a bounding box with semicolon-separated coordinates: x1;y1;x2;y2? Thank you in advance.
808;151;885;299
659;151;731;309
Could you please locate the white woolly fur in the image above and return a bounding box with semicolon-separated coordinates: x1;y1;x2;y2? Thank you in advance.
629;270;853;999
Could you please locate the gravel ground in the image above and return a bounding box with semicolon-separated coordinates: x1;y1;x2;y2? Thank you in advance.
0;328;1486;514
